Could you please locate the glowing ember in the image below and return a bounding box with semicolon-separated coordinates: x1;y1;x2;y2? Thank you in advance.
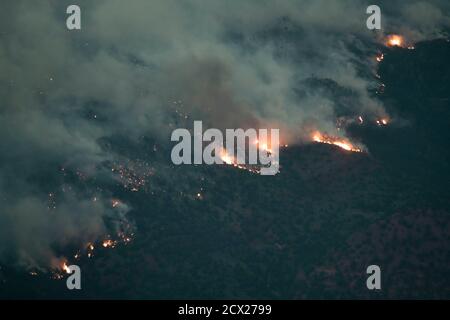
112;160;154;192
254;139;272;153
112;199;121;208
49;221;135;281
386;35;403;47
376;53;384;62
62;262;71;274
358;116;364;124
376;118;389;126
102;239;116;248
312;131;362;153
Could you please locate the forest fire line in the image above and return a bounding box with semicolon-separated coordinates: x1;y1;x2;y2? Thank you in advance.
312;131;363;153
53;197;132;278
47;117;385;279
218;137;284;174
219;149;260;173
44;228;135;280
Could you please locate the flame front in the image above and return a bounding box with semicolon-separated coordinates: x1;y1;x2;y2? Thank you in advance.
312;131;362;153
219;148;261;174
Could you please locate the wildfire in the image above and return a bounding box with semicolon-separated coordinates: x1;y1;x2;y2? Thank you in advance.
254;139;272;153
62;261;71;274
376;118;389;126
112;160;154;193
376;53;384;62
312;131;362;153
219;148;260;174
86;242;95;258
386;35;404;47
49;220;135;280
102;239;117;248
112;199;121;208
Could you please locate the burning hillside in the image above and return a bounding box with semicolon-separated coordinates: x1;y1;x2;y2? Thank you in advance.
312;131;363;153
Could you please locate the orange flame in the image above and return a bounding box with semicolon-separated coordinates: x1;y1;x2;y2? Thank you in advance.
376;118;389;126
219;148;260;173
62;262;71;274
220;149;236;165
386;35;403;47
312;131;362;153
102;239;116;248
